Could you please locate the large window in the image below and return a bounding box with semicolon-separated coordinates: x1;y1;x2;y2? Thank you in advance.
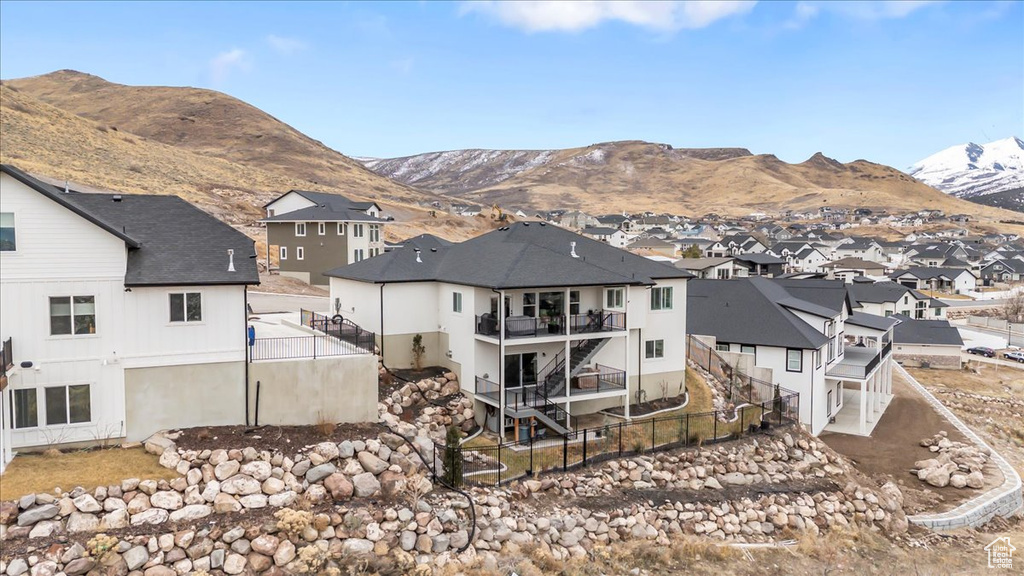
170;292;202;322
45;385;91;425
369;225;380;243
815;348;823;369
11;389;37;429
295;223;306;237
786;349;803;372
452;292;463;313
605;288;624;310
645;339;665;359
50;296;96;335
651;287;673;310
353;224;364;238
354;249;365;262
0;212;15;251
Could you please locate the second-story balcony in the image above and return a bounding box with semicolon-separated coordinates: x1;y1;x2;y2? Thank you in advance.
827;340;892;380
475;310;625;340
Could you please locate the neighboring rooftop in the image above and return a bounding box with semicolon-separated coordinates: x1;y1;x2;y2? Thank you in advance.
891;314;964;346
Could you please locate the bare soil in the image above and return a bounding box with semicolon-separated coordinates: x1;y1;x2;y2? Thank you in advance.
604;398;688;417
820;375;998;515
173;422;388;454
577;477;841;512
255;271;328;296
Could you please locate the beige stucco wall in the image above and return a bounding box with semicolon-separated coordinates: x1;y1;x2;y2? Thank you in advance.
631;369;687;406
381;331;461;379
894;344;962;369
248;354;378;425
124;362;246;442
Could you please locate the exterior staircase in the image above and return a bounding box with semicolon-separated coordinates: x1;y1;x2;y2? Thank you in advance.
540;338;610;398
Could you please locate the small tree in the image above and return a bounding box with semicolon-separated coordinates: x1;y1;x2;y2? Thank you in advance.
680;245;702;258
1003;289;1024;324
411;334;426;370
441;425;463;488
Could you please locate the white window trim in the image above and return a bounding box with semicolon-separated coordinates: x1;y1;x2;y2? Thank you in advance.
11;388;39;430
296;247;305;260
453;292;463;314
318;222;326;235
43;383;93;427
0;211;16;253
169;291;203;324
48;295;98;337
645;339;665;359
280;246;287;260
605;287;625;310
295;222;307;237
650;286;673;311
786;348;803;372
337;223;346;236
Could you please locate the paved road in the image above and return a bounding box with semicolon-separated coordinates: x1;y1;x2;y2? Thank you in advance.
961;353;1024;369
248;291;329;314
940;298;1008;308
959;324;1024;348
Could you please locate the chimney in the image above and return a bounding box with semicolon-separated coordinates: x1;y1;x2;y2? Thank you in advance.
415;249;422;263
570;241;579;258
227;249;236;272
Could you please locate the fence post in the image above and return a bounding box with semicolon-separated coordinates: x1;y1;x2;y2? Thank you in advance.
685;413;690;446
618;422;623;456
582;429;588;464
562;434;568;471
313;335;318;360
740;406;745;435
651;418;656;450
497;442;502;486
529;434;534;476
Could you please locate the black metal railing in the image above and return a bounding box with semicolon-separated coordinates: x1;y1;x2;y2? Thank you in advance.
438;390;800;487
1;337;12;377
686;335;778;408
301;309;376;351
475;314;570;338
566;364;626;395
249;335;372;361
569;310;626;333
882;340;892;358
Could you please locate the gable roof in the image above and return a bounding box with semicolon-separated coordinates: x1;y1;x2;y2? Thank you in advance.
262;190;384;223
687;277;837;349
893;267;977;281
264;189;378;212
674;257;734;271
2;164;259;286
891;314;964;346
734;253;786;265
326;222;692;289
846;312;899;331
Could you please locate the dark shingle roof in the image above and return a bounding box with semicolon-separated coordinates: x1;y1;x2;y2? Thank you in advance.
326;222;692;289
687;278;832;349
891;315;964;346
734;253;785;265
3;164;259;286
892;267;977;281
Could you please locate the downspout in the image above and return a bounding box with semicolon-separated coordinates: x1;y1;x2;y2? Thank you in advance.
637;327;642;412
379;283;387;367
492;288;504;441
244;284;250;427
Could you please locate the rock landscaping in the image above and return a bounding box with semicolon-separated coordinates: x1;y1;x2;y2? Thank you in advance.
912;432;989;489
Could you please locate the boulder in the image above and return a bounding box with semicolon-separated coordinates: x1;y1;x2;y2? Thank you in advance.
66;512;100;533
131;507;170;526
305;463;337;483
72;494;101;513
123;546;150;571
240;461;272;482
341;539;374;555
169;504;212;522
324;473;354;501
352;472;381;498
215;460;241;481
150;491;183;510
220;474;262;495
16;504;59;526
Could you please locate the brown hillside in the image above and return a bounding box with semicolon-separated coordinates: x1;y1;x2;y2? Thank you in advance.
4;70;428;207
0;83;489;245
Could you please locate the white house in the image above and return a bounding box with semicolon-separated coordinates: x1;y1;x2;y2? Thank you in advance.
847;281;947;319
0;164;260;469
581;226;631;249
688;278;896;436
890;267;978;294
326;222;692;441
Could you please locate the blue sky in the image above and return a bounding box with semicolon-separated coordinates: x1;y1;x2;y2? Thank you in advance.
1;1;1021;169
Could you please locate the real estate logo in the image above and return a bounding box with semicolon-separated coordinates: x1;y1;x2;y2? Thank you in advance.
985;536;1015;569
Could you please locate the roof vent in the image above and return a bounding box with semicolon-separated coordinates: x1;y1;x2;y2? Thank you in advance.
415;249;422;263
112;195;122;202
539;222;546;226
570;242;579;258
523;222;529;226
227;249;236;272
430;248;437;252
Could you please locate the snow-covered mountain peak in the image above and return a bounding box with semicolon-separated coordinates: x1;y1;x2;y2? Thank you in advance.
908;137;1024;205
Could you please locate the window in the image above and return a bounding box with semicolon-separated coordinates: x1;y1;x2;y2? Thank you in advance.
716;268;731;280
337;223;346;236
11;389;37;429
0;212;15;251
50;296;96;335
934;307;941;316
740;345;755;356
715;343;730;352
370;248;380;257
353;224;364;238
318;222;326;235
453;292;463;313
295;223;306;237
522;293;537;317
45;385;91;425
815;348;822;369
651;286;673;310
369;225;380;243
645;339;664;359
296;247;305;260
787;349;803;372
569;290;580;315
354;249;365;262
169;292;202;322
605;288;624;309
279;246;287;260
827;390;833;416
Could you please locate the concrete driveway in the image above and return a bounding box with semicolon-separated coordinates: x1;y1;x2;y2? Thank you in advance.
248;291;329;315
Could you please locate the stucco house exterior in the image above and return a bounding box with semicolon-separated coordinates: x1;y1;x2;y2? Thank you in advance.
891;315;963;369
326;222;692;441
687;278;895;436
0;164;260;469
262;190;387;288
890;267;978;294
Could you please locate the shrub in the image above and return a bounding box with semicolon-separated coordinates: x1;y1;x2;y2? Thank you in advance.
85;533;119;559
274;508;313;538
313;411;337;439
411;334;426;370
441;424;463;488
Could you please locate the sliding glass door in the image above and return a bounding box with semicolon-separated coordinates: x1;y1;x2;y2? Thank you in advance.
504;353;538;388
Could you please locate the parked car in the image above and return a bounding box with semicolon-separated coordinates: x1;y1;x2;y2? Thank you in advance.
1003;351;1024;363
966;347;995;358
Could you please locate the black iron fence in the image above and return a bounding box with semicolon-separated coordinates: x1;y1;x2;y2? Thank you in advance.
438;390;800;487
687;335;779;408
300;309;376;351
568;310;626;333
475;311;626;339
249;335;371;361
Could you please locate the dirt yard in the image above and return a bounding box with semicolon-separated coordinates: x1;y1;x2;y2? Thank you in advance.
820;374;1001;515
0;447;177;501
254;271;328;296
173;422;387;453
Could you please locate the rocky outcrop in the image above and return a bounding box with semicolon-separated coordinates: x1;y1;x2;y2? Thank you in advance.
913;432;991;489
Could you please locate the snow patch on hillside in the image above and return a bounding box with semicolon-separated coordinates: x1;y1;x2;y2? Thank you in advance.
909;136;1024;199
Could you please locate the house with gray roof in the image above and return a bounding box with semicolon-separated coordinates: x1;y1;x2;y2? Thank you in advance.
0;164;263;468
262;189;388;287
847;281;947;319
326;222;692;441
890;267;978;294
688;277;896;436
890;314;963;369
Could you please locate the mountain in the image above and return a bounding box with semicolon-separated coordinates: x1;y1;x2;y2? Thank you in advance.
360;140;1009;219
908;137;1024;212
